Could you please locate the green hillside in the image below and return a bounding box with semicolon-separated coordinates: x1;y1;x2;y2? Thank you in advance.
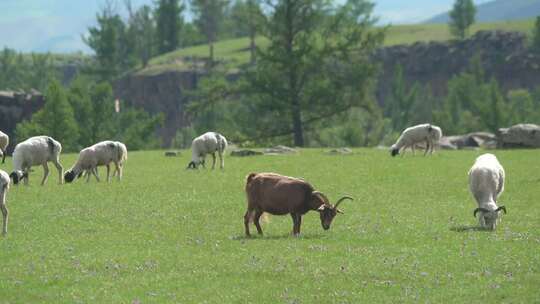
139;19;535;76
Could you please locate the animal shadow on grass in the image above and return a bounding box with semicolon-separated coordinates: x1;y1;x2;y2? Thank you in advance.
450;225;492;232
231;233;324;241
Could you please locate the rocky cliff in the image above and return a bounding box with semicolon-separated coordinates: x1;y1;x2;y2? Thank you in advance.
113;31;540;147
0;90;45;153
375;30;540;106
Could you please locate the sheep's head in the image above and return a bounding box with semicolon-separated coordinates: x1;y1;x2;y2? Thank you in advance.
390;145;399;157
313;191;353;230
64;170;77;183
474;206;506;230
9;171;28;185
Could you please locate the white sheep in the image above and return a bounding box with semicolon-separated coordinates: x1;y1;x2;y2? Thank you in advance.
391;123;442;157
0;170;10;236
64;141;127;183
10;136;63;185
468;153;507;230
0;131;8;164
186;132;228;169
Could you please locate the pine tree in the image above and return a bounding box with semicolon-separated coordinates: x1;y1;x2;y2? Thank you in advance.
449;0;476;40
155;0;185;54
532;16;540;53
191;0;229;66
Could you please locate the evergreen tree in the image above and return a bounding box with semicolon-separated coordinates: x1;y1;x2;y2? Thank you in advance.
230;0;265;64
449;0;476;40
191;0;230;66
127;5;156;67
385;64;420;131
155;0;185;54
16;80;79;151
68;77;95;149
532;16;540;53
241;0;384;146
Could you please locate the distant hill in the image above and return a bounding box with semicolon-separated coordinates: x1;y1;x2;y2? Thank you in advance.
426;0;540;23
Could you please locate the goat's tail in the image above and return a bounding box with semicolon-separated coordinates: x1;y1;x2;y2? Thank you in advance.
245;173;257;186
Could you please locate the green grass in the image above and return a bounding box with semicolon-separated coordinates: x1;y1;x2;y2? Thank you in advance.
0;149;539;303
141;19;536;75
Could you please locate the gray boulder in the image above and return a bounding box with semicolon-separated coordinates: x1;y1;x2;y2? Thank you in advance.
439;132;497;150
264;145;298;155
498;124;540;148
230;149;263;157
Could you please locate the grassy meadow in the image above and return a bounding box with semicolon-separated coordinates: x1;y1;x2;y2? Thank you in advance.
142;19;536;75
0;148;539;303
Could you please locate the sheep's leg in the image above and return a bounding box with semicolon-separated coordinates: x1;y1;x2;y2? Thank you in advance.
400;146;407;157
211;153;216;170
52;158;63;184
106;164;111;183
1;202;8;236
85;170;91;183
1;149;5;164
41;163;50;186
219;152;224;169
424;140;430;156
254;211;264;235
115;163;122;181
92;168;100;182
244;210;253;237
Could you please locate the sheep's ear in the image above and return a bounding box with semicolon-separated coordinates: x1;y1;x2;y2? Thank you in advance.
317;205;326;212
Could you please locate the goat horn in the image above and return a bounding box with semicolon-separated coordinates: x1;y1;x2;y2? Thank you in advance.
312;191;330;203
495;206;507;214
334;196;353;208
473;208;490;217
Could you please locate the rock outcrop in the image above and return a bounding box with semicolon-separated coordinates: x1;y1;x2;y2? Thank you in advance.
439;132;497;150
0;90;45;153
497;124;540;148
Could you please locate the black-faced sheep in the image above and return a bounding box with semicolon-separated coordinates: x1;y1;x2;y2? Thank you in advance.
186;132;228;170
391;123;442;157
64;141;127;183
9;136;63;185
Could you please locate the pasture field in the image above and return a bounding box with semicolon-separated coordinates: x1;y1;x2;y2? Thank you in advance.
0;149;539;303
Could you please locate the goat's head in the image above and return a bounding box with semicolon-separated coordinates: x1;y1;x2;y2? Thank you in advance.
312;191;353;230
474;206;506;230
9;170;28;185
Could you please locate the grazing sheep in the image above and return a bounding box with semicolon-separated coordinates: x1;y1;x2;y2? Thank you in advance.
186;132;228;170
391;123;442;157
0;131;8;164
244;172;353;236
0;170;9;236
468;153;507;230
9;136;63;185
64;141;127;183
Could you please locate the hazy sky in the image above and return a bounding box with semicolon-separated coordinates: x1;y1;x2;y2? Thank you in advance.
0;0;493;53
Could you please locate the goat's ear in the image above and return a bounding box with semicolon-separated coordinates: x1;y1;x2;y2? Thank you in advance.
336;208;344;214
317;205;326;212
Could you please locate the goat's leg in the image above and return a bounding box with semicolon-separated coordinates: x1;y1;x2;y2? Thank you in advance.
291;213;302;236
1;202;7;236
244;210;253;237
211;153;216;170
41;163;50;186
52;158;63;184
254;211;264;235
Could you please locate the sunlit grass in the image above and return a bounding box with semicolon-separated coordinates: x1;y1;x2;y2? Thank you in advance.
0;148;538;302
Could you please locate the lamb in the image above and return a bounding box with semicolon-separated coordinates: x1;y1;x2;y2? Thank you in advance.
390;123;442;157
244;172;353;236
0;131;8;164
468;153;507;230
64;141;127;183
9;136;63;185
0;170;10;236
186;132;228;170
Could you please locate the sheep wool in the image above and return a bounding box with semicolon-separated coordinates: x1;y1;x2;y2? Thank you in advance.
391;123;442;157
10;136;63;185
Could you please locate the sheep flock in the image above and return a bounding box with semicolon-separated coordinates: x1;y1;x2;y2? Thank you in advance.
0;124;516;237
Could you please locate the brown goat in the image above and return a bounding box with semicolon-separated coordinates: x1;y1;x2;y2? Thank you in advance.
244;172;352;236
